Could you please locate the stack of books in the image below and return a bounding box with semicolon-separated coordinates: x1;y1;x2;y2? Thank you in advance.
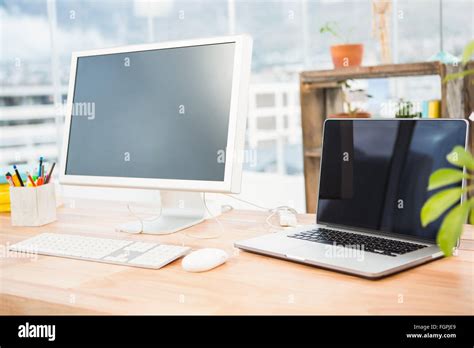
0;177;10;212
422;100;441;118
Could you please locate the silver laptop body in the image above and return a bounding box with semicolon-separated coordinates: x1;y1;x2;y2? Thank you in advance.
235;119;468;279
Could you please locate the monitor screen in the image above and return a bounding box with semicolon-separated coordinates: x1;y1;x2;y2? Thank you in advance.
65;42;236;181
317;120;467;241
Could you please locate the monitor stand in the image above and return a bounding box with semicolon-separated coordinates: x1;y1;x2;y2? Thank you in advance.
116;190;206;235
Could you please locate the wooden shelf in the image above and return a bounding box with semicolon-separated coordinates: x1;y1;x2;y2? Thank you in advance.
299;61;474;213
301;62;442;86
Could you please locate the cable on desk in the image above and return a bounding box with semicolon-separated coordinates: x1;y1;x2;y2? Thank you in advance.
181;192;223;240
125;193;298;236
223;194;298;230
223;193;270;210
126;202;163;234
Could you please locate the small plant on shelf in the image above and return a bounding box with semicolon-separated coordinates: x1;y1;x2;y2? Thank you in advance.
394;99;422;118
421;146;474;256
320;21;364;69
329;80;372;118
320;21;349;43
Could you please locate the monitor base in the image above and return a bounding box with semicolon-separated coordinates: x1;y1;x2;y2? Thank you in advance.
116;191;206;235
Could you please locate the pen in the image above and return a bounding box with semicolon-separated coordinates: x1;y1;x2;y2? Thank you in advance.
37;177;44;186
45;162;56;184
8;171;20;187
38;157;43;178
12;173;21;187
5;174;14;187
13;165;24;187
41;164;45;180
26;171;36;187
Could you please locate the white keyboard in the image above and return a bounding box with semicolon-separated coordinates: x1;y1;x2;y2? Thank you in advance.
9;233;190;269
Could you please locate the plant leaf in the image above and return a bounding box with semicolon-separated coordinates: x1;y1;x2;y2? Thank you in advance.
461;40;474;65
320;22;341;41
436;201;469;256
421;187;463;227
446;146;474;171
427;168;468;191
470;198;474;225
443;69;474;83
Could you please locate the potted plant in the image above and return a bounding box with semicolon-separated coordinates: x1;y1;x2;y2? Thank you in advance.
394;99;422;118
421;146;473;256
421;42;474;256
328;80;371;118
320;21;364;68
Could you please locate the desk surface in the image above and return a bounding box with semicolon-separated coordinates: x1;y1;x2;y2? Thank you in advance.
1;199;473;315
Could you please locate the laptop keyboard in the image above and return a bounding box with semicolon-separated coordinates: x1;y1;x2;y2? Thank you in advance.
288;228;427;257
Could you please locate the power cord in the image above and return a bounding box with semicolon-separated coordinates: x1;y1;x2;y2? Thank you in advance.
223;193;270;210
125;193;298;236
181;193;223;240
265;206;298;229
223;194;298;230
126;202;163;234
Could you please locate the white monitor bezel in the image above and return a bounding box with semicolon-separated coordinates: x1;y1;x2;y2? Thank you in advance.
60;35;252;193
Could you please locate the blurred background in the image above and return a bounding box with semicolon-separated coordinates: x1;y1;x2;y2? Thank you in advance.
0;0;473;211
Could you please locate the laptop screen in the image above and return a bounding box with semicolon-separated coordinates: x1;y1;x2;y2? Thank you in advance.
317;119;467;241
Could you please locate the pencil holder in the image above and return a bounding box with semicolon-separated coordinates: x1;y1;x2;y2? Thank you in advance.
10;183;57;227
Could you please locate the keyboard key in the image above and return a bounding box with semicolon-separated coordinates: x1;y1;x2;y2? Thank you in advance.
288;228;427;257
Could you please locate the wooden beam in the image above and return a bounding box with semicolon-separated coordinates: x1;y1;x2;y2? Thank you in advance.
301;62;442;84
300;82;325;213
325;87;345;117
439;63;448;117
463;62;474;160
304;148;322;158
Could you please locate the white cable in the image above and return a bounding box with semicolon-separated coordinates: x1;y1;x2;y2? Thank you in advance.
223;194;270;211
126;193;297;236
223;194;298;230
126;202;163;234
181;193;223;240
265;210;281;230
221;204;234;213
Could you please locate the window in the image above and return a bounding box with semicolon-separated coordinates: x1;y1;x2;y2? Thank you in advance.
1;0;472;210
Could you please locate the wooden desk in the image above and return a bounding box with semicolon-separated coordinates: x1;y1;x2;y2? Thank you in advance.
1;199;473;315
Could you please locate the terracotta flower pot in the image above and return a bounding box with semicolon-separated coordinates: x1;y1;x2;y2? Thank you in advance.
330;44;364;68
328;112;371;119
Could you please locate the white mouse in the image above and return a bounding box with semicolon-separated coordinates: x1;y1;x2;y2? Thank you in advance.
182;248;228;272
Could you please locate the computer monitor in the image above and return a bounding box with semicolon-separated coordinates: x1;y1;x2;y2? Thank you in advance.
60;35;253;234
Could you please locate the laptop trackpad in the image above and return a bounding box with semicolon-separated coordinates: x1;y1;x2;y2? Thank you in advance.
286;242;367;263
286;243;329;261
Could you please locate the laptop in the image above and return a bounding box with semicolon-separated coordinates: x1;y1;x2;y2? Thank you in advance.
235;119;468;278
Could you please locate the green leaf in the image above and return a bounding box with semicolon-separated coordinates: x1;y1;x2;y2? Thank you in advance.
447;146;474;171
319;22;343;41
421;187;463;227
436;201;470;256
470;199;474;225
427;168;468;191
443;69;474;83
461;40;474;65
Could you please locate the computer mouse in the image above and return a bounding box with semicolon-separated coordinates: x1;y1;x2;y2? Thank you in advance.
182;248;228;272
